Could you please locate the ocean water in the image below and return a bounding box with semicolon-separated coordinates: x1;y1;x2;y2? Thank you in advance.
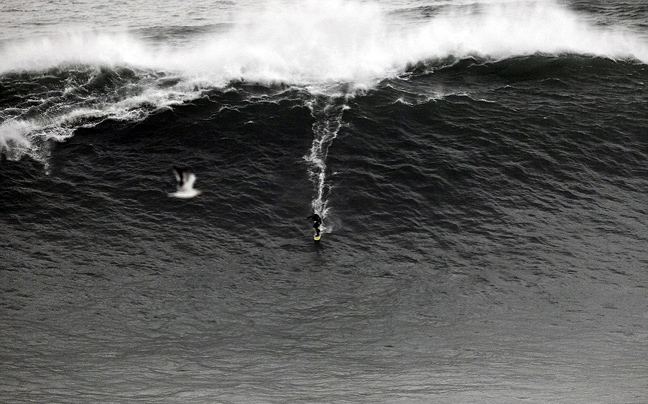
1;0;647;403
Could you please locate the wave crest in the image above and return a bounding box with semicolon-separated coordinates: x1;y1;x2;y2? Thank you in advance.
2;0;646;81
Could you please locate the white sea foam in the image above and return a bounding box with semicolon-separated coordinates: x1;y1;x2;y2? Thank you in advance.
1;0;646;81
407;1;648;62
0;120;33;152
0;119;72;170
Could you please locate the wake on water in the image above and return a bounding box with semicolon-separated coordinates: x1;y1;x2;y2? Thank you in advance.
304;96;349;232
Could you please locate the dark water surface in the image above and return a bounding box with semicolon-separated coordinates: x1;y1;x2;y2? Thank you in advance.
2;0;647;402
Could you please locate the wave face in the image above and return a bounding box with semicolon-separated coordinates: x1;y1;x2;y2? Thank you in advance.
2;1;648;403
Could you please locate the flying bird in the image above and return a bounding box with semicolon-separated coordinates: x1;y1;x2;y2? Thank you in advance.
169;167;202;198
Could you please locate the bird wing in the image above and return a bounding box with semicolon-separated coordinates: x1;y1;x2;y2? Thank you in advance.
173;167;184;186
183;171;197;190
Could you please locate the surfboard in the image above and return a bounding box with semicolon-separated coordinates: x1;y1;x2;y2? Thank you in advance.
314;234;321;241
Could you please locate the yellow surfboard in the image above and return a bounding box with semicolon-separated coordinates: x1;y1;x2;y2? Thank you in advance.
314;234;321;241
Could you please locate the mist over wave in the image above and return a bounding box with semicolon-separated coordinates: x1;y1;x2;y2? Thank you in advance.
2;0;646;80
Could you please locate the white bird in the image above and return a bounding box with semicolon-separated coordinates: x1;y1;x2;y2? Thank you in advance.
169;167;202;198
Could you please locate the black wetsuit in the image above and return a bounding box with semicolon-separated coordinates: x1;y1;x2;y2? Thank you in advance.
308;214;322;236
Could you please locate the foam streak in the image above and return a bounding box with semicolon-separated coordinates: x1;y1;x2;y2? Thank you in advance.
304;97;346;233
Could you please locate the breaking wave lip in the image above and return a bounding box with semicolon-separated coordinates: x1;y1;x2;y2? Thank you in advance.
0;101;148;170
1;0;646;79
1;0;647;164
0;65;205;167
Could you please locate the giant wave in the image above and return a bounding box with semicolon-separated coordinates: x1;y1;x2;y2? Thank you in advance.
1;0;647;165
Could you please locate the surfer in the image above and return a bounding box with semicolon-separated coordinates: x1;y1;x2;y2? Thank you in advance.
307;212;322;237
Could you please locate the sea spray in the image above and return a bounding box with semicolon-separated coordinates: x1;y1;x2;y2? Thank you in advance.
3;0;645;78
0;119;72;172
